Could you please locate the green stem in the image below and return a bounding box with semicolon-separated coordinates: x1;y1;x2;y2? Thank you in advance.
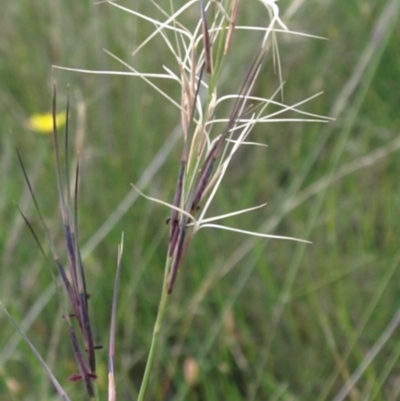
92;381;100;401
137;257;171;401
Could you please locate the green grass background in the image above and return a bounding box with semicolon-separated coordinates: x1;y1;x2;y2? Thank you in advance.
1;0;400;400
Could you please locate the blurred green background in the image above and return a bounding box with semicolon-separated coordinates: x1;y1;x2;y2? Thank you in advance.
1;0;400;400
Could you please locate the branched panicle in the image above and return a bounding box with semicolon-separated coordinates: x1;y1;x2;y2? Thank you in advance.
168;62;206;262
167;42;266;291
165;2;241;291
18;85;99;396
52;85;98;387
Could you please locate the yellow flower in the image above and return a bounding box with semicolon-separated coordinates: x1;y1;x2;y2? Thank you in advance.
28;111;66;134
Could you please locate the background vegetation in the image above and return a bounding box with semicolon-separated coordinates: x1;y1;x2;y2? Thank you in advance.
1;0;400;400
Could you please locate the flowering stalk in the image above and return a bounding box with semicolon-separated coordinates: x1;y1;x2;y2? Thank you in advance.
17;86;100;400
119;1;329;399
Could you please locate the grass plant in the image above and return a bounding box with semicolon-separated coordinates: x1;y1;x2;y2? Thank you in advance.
1;0;400;400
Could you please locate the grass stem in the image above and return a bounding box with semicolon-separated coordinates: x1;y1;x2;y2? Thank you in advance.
137;257;172;401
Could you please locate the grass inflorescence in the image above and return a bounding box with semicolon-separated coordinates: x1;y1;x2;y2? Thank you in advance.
14;88;100;399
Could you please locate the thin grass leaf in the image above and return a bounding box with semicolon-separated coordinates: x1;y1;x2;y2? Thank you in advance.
195;203;268;226
1;303;72;401
130;183;195;222
108;234;124;401
200;0;212;74
224;0;239;55
197;224;312;243
16;150;78;325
